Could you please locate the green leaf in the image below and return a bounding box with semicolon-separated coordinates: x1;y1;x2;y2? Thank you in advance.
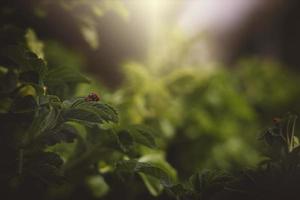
42;123;78;146
45;66;89;85
168;184;195;199
188;170;230;197
140;173;163;196
26;152;64;184
85;175;109;198
87;102;119;123
128;125;156;148
37;95;61;106
34;152;64;168
62;98;118;124
115;160;173;188
2;45;47;78
117;130;134;152
63;107;101;123
137;162;173;187
27;104;60;140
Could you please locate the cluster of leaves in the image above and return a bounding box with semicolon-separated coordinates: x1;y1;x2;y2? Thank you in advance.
110;64;258;178
167;113;300;200
0;26;175;200
109;59;300;179
2;1;300;200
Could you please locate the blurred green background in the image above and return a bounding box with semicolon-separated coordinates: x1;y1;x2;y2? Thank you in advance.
1;0;300;199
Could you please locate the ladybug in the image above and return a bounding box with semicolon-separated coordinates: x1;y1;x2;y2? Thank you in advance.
85;92;100;102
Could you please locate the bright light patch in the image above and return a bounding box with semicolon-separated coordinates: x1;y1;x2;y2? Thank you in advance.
125;0;178;31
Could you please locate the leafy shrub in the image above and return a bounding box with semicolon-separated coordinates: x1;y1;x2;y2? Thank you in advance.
0;26;174;200
109;60;300;179
2;1;300;200
169;113;300;200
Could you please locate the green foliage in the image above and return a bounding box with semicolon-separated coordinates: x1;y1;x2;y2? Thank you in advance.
2;1;300;200
166;113;300;200
0;26;171;200
111;59;300;179
115;160;173;187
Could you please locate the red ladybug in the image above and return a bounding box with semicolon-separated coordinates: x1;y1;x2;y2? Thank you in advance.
85;92;100;102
